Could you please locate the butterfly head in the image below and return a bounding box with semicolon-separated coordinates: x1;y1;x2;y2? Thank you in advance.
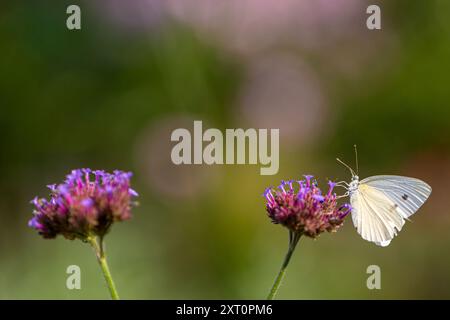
348;175;359;194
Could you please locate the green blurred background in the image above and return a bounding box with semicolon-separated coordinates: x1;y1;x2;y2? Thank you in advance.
1;0;450;299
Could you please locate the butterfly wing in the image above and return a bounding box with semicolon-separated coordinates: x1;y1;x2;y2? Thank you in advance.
351;175;432;246
361;175;432;219
351;186;403;247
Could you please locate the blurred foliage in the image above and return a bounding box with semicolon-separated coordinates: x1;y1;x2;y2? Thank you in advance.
325;0;450;170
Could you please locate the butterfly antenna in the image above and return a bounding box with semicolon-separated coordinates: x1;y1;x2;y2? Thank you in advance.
336;158;355;177
354;144;359;175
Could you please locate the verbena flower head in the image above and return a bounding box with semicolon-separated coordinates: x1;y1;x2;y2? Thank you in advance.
29;169;138;240
264;175;351;238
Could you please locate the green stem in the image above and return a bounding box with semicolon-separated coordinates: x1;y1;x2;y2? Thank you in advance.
267;232;301;300
88;236;120;300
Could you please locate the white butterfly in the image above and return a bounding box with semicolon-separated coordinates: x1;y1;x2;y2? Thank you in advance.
336;147;432;247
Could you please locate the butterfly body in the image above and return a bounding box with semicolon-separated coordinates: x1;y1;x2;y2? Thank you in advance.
348;175;360;195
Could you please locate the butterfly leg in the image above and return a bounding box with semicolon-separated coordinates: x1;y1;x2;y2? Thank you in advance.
335;192;349;199
335;181;350;191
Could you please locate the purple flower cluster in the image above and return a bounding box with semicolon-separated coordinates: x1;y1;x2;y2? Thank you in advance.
264;175;351;238
28;169;138;240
